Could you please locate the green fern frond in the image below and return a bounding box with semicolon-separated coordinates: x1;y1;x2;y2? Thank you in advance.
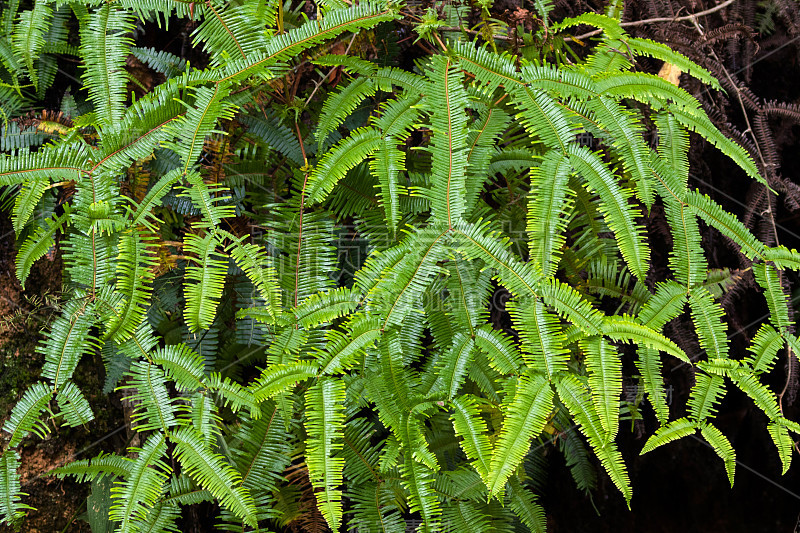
510;298;569;379
110;433;171;532
640;417;696;454
603;315;689;363
527;150;572;277
0;451;30;526
635;348;669;425
689;287;729;359
130;46;187;78
170;426;257;526
305;126;382;205
555;374;632;504
582;337;622;442
305;377;347;531
11;1;52;90
567;144;648;281
744;323;784;374
55;381;94;427
687;372;726;423
0;141;89;186
473;326;524;374
637;281;687;329
699;422;736;486
753;262;791;331
151;344;205;392
11;177;46;235
450;394;492;484
3;381;52;448
80;5;134;127
183;231;228;332
251;362;319;402
122;361;177;433
487;371;553;497
39;298;97;390
625;38;720;90
425;54;470;227
316;77;376;151
429;332;476;399
218;2;398;84
295;286;358;328
767;422;793;475
507;476;547;533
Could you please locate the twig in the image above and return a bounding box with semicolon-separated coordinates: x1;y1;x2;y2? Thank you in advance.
574;0;738;40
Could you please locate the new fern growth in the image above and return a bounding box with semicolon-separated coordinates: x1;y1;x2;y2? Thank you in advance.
0;0;799;531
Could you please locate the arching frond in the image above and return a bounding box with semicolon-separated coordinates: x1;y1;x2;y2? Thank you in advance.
305;377;346;531
487;372;553;497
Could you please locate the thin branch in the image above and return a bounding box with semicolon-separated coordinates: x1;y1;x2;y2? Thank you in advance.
574;0;738;40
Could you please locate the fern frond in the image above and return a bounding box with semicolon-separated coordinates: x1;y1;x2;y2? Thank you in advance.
640;417;696;454
425;54;470;227
767;422;793;475
122;361;177;433
55;381;94;427
397;412;441;531
151;344;205;392
453;221;541;298
165;83;236;174
0;451;29;526
219;3;398;84
80;5;134;127
39;298;97;390
509;298;569;379
473;326;524;374
227;237;282;320
183;231;228;332
527;150;572;277
251;362;319;402
638;281;687;329
429;332;476;399
507;476;546;533
305;126;382;205
753;263;791;331
169;426;257;526
11;1;53;90
689;287;729;359
316;315;382;374
0;141;89;186
556;374;632;504
487;371;553;497
450;394;492;484
744;323;784;374
626;38;720;89
317;77;376;151
603;315;689;363
207;373;260;417
635;348;669;425
3;381;52;447
192;0;266;66
567;144;648;281
130;46;187;78
305;377;346;531
104;229;158;341
582;337;622;442
50;453;131;484
295;286;358;328
110;433;171;532
687;372;726;422
699;422;736;486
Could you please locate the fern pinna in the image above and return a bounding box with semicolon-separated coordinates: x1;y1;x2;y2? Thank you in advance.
0;0;799;531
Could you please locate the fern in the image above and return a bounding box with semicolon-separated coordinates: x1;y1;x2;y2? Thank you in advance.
1;2;799;530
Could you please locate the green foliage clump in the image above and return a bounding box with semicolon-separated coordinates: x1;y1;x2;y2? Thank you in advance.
0;0;798;531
